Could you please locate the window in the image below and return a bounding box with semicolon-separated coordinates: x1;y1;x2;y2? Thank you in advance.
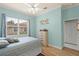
6;17;29;37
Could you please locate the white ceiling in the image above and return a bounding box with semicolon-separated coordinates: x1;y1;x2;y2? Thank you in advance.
0;3;79;16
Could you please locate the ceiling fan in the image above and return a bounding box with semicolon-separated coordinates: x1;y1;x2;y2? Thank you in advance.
25;3;47;14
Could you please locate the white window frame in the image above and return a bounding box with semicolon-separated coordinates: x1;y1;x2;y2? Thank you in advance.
6;16;29;38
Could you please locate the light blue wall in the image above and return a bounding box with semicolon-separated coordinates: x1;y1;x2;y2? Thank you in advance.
0;7;36;37
63;6;79;21
36;7;63;48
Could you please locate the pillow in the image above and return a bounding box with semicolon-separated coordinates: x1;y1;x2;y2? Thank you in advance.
0;40;9;49
13;39;19;42
5;38;19;43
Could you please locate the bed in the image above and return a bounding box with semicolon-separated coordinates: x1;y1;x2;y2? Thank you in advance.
0;37;41;56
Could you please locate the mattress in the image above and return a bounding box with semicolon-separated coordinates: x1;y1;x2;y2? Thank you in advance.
0;37;41;56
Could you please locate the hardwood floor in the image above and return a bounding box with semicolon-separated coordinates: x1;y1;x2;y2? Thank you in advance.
41;46;79;56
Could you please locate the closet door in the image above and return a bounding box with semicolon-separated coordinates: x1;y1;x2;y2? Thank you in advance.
64;20;77;44
69;20;77;45
64;20;78;49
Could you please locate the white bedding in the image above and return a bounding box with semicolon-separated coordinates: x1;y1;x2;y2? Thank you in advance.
0;37;41;56
7;37;37;47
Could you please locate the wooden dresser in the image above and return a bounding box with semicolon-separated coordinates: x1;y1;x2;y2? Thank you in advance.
39;29;48;47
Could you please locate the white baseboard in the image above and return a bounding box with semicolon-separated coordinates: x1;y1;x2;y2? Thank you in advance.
48;44;63;50
64;43;79;51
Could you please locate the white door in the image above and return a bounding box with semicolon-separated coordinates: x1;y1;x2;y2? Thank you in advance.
64;20;79;50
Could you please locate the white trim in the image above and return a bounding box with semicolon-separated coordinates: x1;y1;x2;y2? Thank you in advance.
17;18;19;37
64;17;79;22
27;20;30;36
48;44;63;50
64;43;79;51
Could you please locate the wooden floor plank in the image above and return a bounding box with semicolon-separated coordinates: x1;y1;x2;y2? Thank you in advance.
42;46;79;56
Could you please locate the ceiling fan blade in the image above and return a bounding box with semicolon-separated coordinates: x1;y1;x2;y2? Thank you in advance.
25;3;40;8
29;8;36;14
33;8;45;14
24;3;32;8
34;3;39;7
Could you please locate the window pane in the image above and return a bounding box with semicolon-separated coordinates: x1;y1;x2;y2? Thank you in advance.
7;17;18;27
19;20;28;35
19;27;27;34
19;20;27;27
7;27;18;35
6;17;18;35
